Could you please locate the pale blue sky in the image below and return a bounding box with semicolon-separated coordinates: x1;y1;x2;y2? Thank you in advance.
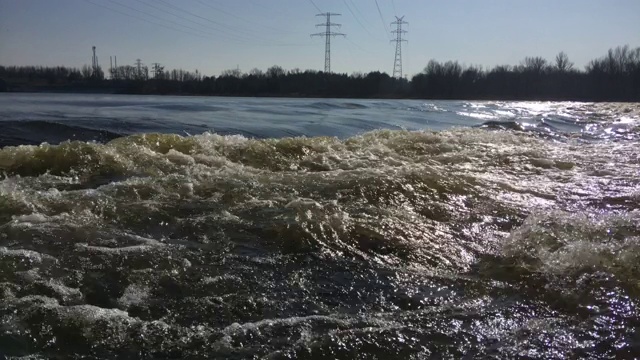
1;0;639;77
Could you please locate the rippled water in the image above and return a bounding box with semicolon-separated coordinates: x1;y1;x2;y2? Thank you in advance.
0;94;639;358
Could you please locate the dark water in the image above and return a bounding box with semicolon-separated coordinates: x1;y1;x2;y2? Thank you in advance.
1;93;639;359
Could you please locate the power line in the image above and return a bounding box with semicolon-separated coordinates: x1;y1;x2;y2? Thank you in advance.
137;0;277;43
89;0;313;48
140;0;310;47
245;0;298;18
83;0;218;41
348;0;369;23
342;0;377;40
373;0;391;40
153;0;258;41
190;1;313;47
108;0;220;39
348;0;379;32
308;0;322;12
391;16;408;78
311;13;345;73
193;0;289;34
345;36;375;55
133;0;225;34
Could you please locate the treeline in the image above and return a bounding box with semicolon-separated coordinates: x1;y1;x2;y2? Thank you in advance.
412;46;640;101
0;65;83;85
1;45;639;101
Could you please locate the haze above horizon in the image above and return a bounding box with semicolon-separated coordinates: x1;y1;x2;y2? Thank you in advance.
1;0;639;77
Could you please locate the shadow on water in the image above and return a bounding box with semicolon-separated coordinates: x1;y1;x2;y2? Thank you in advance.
0;120;124;147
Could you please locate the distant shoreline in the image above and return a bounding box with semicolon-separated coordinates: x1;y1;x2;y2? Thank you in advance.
3;45;639;102
0;87;613;103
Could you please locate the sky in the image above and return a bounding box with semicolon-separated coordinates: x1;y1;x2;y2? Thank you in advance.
1;0;639;78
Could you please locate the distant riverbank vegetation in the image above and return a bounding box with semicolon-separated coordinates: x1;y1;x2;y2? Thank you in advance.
1;45;639;101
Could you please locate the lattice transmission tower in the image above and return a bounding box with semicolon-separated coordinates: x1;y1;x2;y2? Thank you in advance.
391;16;408;79
311;13;345;73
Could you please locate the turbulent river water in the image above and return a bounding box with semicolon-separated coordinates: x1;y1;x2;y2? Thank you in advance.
0;93;639;359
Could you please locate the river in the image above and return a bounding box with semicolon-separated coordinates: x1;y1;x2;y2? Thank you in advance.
1;93;639;358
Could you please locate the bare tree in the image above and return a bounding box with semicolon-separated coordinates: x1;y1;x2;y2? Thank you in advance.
220;68;243;78
249;68;264;77
81;65;93;79
93;66;105;80
266;65;285;78
555;52;574;72
152;63;165;79
522;57;548;74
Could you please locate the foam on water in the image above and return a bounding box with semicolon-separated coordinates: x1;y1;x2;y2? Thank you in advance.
503;210;640;282
1;100;639;358
0;128;637;271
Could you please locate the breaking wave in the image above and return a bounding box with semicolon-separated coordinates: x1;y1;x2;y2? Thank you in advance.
1;98;639;358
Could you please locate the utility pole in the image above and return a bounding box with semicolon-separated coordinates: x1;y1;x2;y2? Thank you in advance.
311;13;345;73
91;46;99;78
391;16;408;79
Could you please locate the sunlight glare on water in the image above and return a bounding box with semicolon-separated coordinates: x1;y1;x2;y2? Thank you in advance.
0;94;639;358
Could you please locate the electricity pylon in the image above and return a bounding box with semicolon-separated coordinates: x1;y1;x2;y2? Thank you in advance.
391;16;408;79
311;13;345;73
